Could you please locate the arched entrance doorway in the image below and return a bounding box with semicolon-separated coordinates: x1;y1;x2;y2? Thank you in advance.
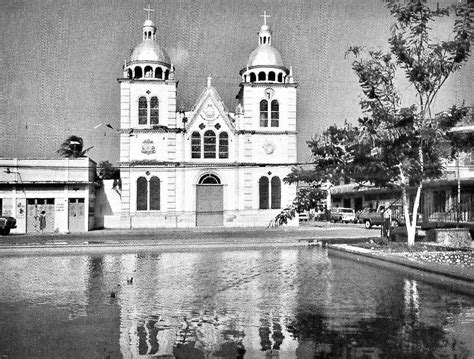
196;174;223;226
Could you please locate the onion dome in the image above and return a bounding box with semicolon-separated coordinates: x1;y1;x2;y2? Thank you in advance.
129;38;171;64
247;24;284;67
239;12;293;84
123;9;174;80
128;19;170;65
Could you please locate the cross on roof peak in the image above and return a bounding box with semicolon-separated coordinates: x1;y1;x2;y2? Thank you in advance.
144;5;154;20
260;11;271;25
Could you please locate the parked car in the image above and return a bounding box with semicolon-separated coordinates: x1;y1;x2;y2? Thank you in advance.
330;208;356;223
0;216;16;235
358;205;404;229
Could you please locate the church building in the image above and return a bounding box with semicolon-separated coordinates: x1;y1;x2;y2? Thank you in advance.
116;11;298;228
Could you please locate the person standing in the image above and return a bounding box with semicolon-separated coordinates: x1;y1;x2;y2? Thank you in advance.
382;203;392;239
39;210;46;232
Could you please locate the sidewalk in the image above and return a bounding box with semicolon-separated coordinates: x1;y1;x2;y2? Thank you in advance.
0;223;378;249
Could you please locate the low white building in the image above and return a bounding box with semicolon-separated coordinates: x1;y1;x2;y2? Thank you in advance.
0;158;99;234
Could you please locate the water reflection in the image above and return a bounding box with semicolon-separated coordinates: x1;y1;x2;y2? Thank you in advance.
0;247;472;358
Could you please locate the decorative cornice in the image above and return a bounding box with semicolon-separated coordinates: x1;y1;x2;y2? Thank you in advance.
119;128;296;135
120;125;183;134
236;130;297;135
119;161;299;168
117;78;179;85
239;65;289;75
239;82;298;88
125;60;171;67
0;181;98;185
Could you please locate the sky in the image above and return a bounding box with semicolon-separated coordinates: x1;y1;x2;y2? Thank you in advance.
1;0;471;165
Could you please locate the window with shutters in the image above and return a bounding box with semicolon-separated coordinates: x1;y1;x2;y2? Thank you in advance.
136;177;148;211
138;97;147;125
149;176;160;210
150;97;159;124
137;176;161;211
260;100;268;127
271;177;281;209
259;177;269;209
271;100;279;127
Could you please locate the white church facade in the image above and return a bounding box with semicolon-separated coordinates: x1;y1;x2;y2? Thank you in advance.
115;12;298;228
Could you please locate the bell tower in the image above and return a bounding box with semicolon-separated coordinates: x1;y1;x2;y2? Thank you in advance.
117;7;178;226
236;12;297;164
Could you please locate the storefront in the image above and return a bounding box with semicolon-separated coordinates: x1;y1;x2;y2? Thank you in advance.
0;158;100;234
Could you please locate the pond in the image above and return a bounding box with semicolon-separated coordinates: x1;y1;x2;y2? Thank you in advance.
0;247;473;358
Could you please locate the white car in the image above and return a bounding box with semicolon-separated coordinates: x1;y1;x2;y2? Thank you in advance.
330;208;356;223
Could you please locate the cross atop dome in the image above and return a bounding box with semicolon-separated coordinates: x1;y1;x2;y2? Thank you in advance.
260;11;271;25
144;5;154;20
257;12;272;46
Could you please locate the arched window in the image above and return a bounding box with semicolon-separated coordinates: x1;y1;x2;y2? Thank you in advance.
260;100;268;127
191;132;201;158
137;177;148;211
219;132;229;159
268;71;276;81
259;177;269;209
155;67;162;79
149;176;160;210
271;100;279;127
203;130;216;158
250;73;256;82
164;69;169;80
271;177;281;209
134;66;143;79
138;97;147;125
258;72;266;81
144;66;153;78
150;97;159;124
127;69;133;79
277;73;283;82
199;174;221;184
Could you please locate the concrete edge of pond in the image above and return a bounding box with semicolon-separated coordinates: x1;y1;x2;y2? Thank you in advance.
328;244;474;285
0;238;320;256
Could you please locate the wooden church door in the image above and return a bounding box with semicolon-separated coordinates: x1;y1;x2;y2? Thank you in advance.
196;174;223;227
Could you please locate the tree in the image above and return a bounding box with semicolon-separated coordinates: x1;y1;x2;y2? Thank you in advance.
304;1;472;246
57;135;94;158
97;160;120;180
284;167;328;213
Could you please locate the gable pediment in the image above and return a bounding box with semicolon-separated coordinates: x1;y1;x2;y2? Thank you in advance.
186;87;236;134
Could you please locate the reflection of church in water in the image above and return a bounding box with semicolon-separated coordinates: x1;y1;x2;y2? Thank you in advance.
117;8;298;228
